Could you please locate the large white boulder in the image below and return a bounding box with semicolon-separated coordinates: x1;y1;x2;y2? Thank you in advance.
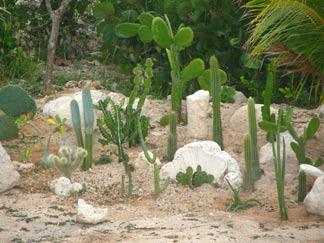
76;199;108;224
304;175;324;216
0;142;20;193
159;141;242;189
49;177;83;196
186;90;210;140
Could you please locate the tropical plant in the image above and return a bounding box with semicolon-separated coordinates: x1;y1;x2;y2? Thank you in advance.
245;0;324;103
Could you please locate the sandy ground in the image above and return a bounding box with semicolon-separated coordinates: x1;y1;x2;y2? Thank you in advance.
1;88;324;243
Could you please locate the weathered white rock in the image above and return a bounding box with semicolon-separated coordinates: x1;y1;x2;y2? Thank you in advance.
76;199;108;224
12;161;35;171
65;80;78;88
233;90;247;104
159;141;242;189
133;151;161;169
49;177;83;196
186;90;210;140
259;132;296;164
300;164;324;179
304;175;324;216
0;143;20;193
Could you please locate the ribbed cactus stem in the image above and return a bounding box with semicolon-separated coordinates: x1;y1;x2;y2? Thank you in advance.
50;147;87;181
243;134;254;192
167;111;177;161
248;97;261;179
297;171;307;203
82;88;94;171
70;100;84;148
210;56;224;150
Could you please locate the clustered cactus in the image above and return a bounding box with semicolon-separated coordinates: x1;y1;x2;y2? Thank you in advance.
70;88;94;171
49;147;88;181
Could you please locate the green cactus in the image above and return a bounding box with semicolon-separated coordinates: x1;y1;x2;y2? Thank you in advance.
173;27;193;48
151;16;172;49
248;97;261;179
297;170;307;203
70;88;94;171
243;134;254;192
0;115;19;141
137;114;169;196
287;117;323;166
210;56;224;150
115;23;140;38
0;85;37;118
176;165;214;189
167;111;177;161
197;68;227;92
49;147;87;181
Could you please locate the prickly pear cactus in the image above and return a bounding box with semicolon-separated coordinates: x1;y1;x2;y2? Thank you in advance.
151;17;172;49
0;115;19;141
0;85;37;118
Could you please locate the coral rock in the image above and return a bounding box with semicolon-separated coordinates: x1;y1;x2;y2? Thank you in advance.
159;141;242;189
76;199;108;224
49;177;82;197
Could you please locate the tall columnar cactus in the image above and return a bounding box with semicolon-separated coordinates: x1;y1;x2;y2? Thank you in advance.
167;111;177;161
210;56;224;150
49;147;87;181
248;97;261;179
297;171;307;203
243;134;254;192
70;88;94;171
271;109;288;220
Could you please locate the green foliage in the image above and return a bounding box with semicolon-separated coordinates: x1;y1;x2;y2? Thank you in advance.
297;171;307;203
226;179;261;212
49;147;87;181
176;165;214;189
247;97;261;179
159;114;169;126
221;86;236;103
271;109;288;221
287;117;323;166
210;56;224;150
70;88;94;171
0;85;37;118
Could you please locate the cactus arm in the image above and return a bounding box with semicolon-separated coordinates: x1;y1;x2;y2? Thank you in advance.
210;56;224;150
167;111;177;161
243;134;254;192
82;88;94;170
70;100;84;148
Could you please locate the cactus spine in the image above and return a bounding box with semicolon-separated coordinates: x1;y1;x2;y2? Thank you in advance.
243;134;254;192
167;111;177;161
49;147;87;181
297;171;307;203
248;97;261;179
70;88;94;171
210;56;223;150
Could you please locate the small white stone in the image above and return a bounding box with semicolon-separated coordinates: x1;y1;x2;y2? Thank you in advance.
233;90;247;104
49;177;83;197
76;199;108;224
304;175;324;216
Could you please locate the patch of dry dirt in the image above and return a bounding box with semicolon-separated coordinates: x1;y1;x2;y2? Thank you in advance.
1;88;324;243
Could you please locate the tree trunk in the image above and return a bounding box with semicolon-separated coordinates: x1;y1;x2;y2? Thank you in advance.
44;0;73;95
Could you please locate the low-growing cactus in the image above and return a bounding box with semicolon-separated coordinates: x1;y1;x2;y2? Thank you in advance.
176;165;214;189
49;147;88;181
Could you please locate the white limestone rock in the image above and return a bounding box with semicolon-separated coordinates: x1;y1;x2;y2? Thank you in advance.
233;90;247;104
49;177;83;197
304;175;324;216
134;151;161;169
76;199;108;224
299;164;324;179
0;142;20;193
259;132;296;164
159;141;242;189
186;90;210;140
